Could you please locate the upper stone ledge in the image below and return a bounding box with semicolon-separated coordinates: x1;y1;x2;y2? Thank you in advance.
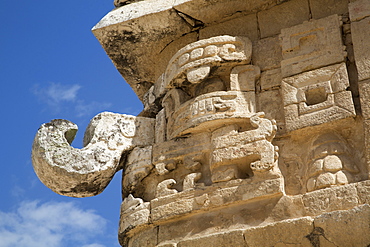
92;0;279;101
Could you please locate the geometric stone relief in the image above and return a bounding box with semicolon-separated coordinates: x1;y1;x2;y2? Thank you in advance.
128;35;283;205
281;63;356;132
280;14;347;78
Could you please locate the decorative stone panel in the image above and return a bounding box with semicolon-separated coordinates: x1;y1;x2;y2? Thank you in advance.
281;63;355;132
280;14;346;77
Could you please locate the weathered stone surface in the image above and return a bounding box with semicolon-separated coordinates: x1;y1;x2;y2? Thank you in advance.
126;226;158;247
349;0;370;22
119;195;150;236
351;16;370;81
199;14;258;41
359;80;370;119
302;184;359;216
281;63;356;132
280;15;346;77
150;178;283;222
123;146;153;196
356;180;370;204
32;112;155;197
252;36;282;71
244;217;313;246
313;204;370;247
309;0;348;19
164;35;252;88
258;0;310;38
260;69;282;91
177;230;246;247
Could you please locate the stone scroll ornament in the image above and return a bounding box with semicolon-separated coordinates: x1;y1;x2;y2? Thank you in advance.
32;112;154;197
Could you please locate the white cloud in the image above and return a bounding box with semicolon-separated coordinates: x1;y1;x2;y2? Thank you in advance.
33;82;81;105
32;82;112;117
75;100;112;118
0;201;108;247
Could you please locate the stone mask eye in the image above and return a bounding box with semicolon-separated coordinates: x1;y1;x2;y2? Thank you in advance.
195;77;226;97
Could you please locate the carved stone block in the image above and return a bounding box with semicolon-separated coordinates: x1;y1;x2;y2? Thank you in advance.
164;35;252;88
166;91;257;139
281;63;355;132
280;14;346;77
119;195;150;236
123;146;153;195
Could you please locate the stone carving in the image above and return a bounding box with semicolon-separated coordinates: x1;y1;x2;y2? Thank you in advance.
32;112;155;197
33;1;370;246
305;132;360;192
282;63;356;132
280;14;346;77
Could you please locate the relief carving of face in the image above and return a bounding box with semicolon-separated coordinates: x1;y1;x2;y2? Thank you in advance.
127;36;281;201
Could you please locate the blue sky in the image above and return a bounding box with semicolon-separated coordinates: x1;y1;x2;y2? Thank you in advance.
1;1;143;246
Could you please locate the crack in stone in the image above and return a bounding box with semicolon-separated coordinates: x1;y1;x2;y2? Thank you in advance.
173;8;204;30
306;226;339;247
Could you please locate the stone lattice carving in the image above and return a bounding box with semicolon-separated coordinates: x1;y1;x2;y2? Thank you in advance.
282;63;356;132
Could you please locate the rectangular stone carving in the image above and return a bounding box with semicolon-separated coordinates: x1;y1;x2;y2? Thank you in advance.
150;178;283;222
281;63;356;132
280;14;346;77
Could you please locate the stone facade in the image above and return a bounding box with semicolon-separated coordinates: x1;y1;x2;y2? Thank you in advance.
32;0;370;246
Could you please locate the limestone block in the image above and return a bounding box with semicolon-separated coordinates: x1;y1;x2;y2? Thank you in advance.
258;0;310;38
260;69;282;91
302;183;359;216
199;14;258;41
155;109;166;143
281;63;356;132
356;180;370;204
309;0;348;19
280;15;346;77
351;17;370;81
243;217;313;246
32;112;155;197
349;0;370;22
177;230;246;247
126;227;158;247
365;120;370;177
313;204;370;246
173;0;277;25
93;1;192;101
359;80;370;119
257;90;284;128
252;36;282;71
123;146;153;195
164;35;252;88
119;195;150;235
